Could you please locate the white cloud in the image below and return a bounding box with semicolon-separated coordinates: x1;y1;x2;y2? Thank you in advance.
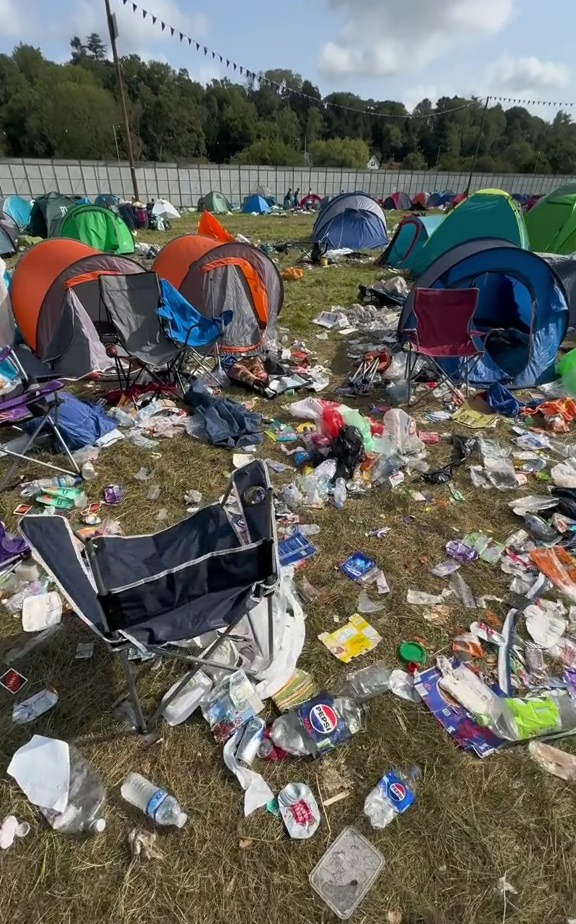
488;54;571;92
318;0;515;78
0;0;23;38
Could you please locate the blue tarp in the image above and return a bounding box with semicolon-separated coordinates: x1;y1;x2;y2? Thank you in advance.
25;392;117;450
312;192;388;250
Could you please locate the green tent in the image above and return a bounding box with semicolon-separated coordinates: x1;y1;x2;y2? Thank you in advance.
29;192;76;238
412;189;529;276
58;204;135;254
525;185;576;254
198;191;232;214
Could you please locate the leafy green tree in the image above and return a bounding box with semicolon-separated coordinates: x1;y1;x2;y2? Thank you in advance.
402;151;427;170
233;139;304;166
310;137;370;168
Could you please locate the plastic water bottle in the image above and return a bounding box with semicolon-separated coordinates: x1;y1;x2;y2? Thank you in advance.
337;662;393;703
364;769;417;829
332;477;347;510
121;773;188;827
39;746;106;835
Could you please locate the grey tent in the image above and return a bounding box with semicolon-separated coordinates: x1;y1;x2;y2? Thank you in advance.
540;253;576;325
10;241;147;379
0;214;18;257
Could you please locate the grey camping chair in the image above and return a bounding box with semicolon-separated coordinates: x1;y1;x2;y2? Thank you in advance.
20;461;278;733
98;272;188;395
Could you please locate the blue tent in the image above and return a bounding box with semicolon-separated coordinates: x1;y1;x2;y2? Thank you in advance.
0;195;31;231
378;215;444;271
398;239;568;389
243;195;271;214
95;194;121;209
312;192;388;250
0;216;17;257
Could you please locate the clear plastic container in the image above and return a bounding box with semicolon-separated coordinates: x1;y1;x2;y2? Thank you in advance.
39;746;106;835
309;827;384;920
160;670;212;726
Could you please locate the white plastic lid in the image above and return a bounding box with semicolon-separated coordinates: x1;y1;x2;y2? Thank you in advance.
91;818;107;833
175;812;188;828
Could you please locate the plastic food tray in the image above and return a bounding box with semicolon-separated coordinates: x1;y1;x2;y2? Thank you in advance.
309;826;384;920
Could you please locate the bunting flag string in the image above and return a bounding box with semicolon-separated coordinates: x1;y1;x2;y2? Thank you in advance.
120;1;576;117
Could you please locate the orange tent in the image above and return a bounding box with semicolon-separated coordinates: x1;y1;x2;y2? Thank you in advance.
11;239;97;350
152;234;283;353
197;211;235;244
152;234;217;290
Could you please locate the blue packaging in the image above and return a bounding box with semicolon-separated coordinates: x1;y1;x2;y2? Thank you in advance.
297;693;351;756
377;771;416;814
339;551;377;582
278;531;318;567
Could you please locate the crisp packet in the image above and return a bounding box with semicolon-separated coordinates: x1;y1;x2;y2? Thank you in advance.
319;614;382;663
201;670;263;743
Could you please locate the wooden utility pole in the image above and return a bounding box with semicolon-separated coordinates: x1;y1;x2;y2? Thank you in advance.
104;0;139;200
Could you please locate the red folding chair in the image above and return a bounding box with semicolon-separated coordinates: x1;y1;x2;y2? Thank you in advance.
404;288;491;403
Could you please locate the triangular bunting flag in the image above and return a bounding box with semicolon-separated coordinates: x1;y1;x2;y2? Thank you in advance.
203;46;208;55
179;32;183;41
152;15;156;23
132;1;137;9
161;21;165;30
142;9;147;19
233;63;237;70
170;27;174;36
196;42;200;50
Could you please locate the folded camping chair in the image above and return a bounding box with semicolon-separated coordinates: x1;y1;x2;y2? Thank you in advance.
403;288;490;403
157;280;233;388
98;272;187;395
20;460;279;733
0;346;80;491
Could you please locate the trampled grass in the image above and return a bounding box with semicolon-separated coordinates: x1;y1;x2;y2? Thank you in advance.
1;209;575;924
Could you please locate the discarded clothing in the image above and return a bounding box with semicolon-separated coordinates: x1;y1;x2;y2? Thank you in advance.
484;382;522;418
184;379;263;448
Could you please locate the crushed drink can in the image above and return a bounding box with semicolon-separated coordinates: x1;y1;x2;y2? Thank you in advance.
278;783;320;839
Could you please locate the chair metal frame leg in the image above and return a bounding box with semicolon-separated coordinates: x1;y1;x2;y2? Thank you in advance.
119;648;148;734
0;409;80;492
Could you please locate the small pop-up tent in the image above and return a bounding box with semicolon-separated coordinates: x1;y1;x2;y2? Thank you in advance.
411;192;430;209
377;215;444;272
428;191;456;208
411;189;528;276
540;252;576;325
398;239;568;388
0;215;18;257
0;195;31;230
153;234;283;353
95;194;121;209
312;192;388;250
525;184;576;254
57;204;135;254
382;192;412;210
198;191;232;214
10;239;145;377
242;195;271;214
28;193;76;238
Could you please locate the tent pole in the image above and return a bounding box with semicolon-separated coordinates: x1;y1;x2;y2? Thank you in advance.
465;96;490;198
104;0;140;201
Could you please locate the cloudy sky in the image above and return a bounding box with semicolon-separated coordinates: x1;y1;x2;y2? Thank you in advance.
0;0;574;113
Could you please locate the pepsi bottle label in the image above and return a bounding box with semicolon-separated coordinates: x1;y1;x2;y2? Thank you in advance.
297;694;351;755
379;771;416;814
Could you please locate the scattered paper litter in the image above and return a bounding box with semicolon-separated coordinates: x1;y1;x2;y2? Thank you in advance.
0;816;30;850
407;589;452;606
7;735;70;812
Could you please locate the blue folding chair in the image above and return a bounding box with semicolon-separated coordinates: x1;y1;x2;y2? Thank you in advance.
158;280;233;387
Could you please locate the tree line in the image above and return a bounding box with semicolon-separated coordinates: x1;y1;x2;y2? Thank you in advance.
0;36;575;174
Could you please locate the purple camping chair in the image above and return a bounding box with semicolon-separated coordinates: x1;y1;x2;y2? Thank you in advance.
0;347;80;491
404;287;493;402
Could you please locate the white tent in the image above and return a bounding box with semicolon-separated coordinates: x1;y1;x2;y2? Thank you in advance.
152;199;180;220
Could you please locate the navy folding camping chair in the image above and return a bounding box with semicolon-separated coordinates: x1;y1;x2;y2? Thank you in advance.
157;280;233;387
20;461;278;733
0;346;80;491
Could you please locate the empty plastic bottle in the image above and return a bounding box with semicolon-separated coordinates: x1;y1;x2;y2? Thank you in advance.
121;773;187;827
337;661;393;703
39;746;106;834
364;769;417;829
332;477;347;510
270;695;363;757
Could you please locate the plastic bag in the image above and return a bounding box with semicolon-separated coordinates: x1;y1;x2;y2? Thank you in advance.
383;409;425;456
